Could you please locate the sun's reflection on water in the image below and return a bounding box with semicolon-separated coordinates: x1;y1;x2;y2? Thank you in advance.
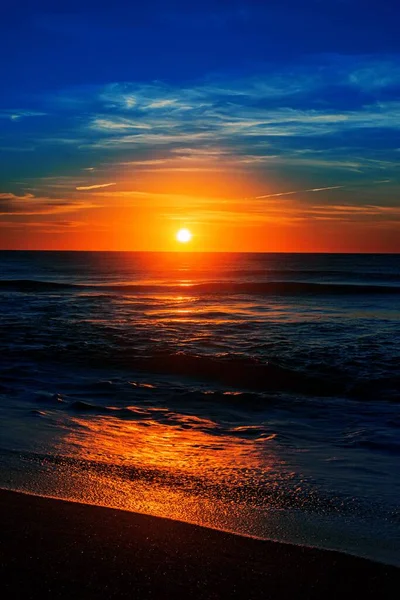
64;414;277;473
49;411;291;531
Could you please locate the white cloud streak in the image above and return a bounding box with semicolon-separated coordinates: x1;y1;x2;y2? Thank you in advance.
254;186;344;199
76;182;116;190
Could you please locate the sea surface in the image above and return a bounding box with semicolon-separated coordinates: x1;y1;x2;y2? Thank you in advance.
0;251;399;565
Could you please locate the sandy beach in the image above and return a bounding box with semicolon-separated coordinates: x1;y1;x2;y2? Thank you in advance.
1;489;398;599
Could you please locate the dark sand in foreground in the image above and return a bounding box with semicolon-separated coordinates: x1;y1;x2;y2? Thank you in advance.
1;489;398;599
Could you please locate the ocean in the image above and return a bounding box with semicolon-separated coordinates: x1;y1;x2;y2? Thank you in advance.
0;251;399;565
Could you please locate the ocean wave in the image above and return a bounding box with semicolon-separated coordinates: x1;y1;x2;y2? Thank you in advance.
124;352;346;396
2;342;399;401
1;279;399;296
206;269;400;281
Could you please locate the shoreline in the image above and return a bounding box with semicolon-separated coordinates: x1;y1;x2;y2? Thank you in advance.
1;489;398;599
1;484;398;568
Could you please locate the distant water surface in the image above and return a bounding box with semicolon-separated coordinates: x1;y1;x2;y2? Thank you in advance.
0;252;399;565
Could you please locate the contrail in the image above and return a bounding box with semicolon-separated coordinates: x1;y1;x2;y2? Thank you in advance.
253;180;391;200
255;185;343;199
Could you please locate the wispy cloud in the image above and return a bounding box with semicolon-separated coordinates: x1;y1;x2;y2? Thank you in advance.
146;99;178;109
91;118;152;131
76;182;116;191
3;59;400;160
1;55;399;228
0;110;46;120
0;192;93;215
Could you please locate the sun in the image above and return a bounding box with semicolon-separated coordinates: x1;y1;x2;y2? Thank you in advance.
176;228;192;243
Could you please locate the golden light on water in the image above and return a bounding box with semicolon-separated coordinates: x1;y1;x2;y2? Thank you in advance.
54;413;284;519
176;228;192;243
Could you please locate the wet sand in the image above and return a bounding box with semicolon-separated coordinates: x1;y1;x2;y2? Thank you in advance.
1;489;398;599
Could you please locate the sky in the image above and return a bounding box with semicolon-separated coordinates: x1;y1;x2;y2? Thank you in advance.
0;0;399;252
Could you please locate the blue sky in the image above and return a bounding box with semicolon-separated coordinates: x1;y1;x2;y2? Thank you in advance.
0;1;399;250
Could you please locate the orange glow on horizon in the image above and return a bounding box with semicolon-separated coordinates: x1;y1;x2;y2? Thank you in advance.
1;164;399;253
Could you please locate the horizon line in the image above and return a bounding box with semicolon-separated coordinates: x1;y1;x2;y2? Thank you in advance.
0;249;399;255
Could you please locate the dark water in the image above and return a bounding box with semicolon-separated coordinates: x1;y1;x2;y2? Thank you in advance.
0;251;399;564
